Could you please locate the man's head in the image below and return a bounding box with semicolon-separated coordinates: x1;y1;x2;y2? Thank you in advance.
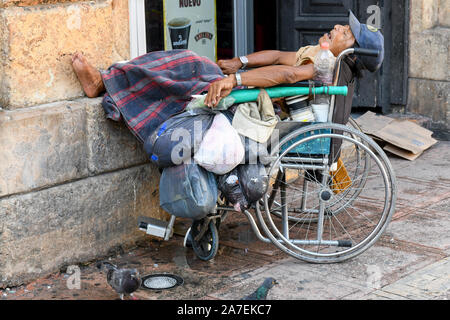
319;24;355;57
348;10;385;72
319;11;385;73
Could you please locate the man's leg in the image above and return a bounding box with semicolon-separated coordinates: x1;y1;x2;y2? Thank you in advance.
71;52;106;98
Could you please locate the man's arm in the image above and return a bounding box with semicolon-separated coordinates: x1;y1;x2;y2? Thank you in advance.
218;51;298;75
204;64;314;107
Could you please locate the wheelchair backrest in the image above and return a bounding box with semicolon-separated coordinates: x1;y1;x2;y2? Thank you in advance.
331;57;356;126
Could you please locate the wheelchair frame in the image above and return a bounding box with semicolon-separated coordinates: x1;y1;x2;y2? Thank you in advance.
139;48;397;264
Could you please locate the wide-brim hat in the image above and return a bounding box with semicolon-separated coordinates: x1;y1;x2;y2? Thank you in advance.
348;10;385;72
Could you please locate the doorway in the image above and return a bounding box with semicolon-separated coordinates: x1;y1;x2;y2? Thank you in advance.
277;0;409;113
254;0;278;51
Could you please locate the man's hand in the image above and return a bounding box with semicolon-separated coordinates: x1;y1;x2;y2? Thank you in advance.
204;75;236;108
217;57;242;75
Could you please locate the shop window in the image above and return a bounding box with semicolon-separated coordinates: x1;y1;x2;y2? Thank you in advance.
130;0;234;61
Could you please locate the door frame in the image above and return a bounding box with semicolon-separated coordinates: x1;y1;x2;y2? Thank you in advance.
129;0;147;59
233;0;254;57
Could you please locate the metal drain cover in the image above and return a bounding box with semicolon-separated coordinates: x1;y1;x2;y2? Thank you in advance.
141;274;184;290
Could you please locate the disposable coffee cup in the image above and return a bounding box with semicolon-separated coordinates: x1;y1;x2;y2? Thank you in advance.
291;107;315;122
311;103;329;122
168;17;191;50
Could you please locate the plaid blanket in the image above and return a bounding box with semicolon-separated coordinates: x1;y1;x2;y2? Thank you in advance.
101;50;224;142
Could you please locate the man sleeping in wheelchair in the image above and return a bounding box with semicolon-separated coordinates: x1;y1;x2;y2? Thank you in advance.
72;10;383;125
71;11;385;260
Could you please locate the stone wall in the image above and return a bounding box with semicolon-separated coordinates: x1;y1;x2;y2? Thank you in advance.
0;0;130;108
0;0;169;287
408;0;450;132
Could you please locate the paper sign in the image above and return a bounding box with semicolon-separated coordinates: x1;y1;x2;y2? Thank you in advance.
163;0;217;62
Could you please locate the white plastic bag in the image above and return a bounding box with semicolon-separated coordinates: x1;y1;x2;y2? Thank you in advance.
194;113;245;175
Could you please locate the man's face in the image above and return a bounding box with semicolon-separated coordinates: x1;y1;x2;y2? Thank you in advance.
319;24;355;56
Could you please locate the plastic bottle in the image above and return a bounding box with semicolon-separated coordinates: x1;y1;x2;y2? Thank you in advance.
313;42;336;106
314;42;336;84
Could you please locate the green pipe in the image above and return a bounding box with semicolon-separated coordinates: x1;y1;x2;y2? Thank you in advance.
188;86;348;110
229;86;348;103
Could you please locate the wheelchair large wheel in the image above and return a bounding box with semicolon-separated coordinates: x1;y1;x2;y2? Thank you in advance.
190;218;219;261
257;123;396;263
269;117;370;223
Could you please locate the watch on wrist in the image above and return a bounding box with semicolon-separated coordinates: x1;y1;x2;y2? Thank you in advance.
239;56;249;69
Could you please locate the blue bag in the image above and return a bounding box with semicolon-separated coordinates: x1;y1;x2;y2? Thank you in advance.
159;163;218;220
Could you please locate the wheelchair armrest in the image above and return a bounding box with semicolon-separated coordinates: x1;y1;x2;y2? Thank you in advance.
274;80;324;88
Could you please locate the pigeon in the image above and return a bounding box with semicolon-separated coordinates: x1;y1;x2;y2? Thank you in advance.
97;261;142;300
242;277;278;300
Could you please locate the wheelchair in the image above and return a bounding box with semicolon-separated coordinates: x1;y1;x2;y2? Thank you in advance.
140;47;397;264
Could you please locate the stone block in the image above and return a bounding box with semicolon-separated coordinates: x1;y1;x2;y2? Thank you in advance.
439;0;449;27
410;0;440;33
408;78;449;127
0;1;78;8
409;28;450;81
0;164;168;287
0;98;151;197
82;97;149;175
0;0;130;109
0;100;89;197
111;0;130;60
0;10;8;108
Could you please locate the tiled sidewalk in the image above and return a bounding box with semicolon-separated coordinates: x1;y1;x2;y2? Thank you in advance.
1;141;449;300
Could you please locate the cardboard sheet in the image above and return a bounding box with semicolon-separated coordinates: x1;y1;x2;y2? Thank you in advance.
355;111;438;160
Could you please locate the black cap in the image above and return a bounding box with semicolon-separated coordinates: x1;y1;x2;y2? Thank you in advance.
349;10;385;72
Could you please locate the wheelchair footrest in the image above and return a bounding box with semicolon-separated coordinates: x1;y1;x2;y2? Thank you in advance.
138;216;175;241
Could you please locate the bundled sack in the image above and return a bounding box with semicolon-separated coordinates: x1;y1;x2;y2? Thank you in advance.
217;169;249;213
194;113;245;175
232;89;278;144
144;108;216;168
238;163;269;204
217;163;269;212
159;163;218;220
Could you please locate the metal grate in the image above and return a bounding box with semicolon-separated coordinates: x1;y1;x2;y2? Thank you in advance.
141;274;184;290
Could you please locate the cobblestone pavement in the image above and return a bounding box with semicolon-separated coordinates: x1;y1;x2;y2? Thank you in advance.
1;141;448;301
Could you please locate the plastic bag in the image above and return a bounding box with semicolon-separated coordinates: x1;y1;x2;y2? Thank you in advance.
193;113;245;175
238;163;269;204
186;94;235;111
217;169;248;213
159;163;218;220
222;110;270;166
144;108;216;168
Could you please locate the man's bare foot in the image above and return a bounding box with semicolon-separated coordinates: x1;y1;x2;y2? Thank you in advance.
71;52;106;98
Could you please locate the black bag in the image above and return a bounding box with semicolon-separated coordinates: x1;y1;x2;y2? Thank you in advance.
238;163;269;204
218;163;269;211
217;168;249;212
144;108;216;168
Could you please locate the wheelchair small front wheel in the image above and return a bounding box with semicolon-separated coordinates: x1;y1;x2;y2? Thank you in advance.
190;218;219;261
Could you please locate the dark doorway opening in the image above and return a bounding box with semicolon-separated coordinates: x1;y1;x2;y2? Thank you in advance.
145;0;164;53
217;0;234;60
254;0;278;51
